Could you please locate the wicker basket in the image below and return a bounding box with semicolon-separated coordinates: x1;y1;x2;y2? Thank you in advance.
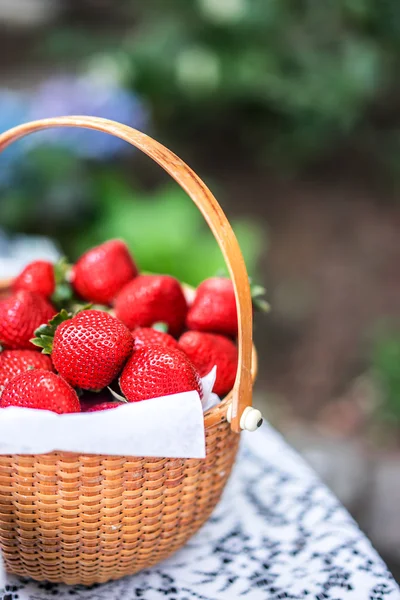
0;117;259;585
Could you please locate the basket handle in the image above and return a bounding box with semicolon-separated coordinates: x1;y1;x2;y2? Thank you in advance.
0;116;263;433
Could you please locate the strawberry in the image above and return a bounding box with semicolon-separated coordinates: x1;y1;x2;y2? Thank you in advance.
12;260;55;298
186;277;268;338
119;344;203;403
186;278;237;338
132;327;179;350
70;239;138;305
114;275;187;337
0;349;54;393
33;309;133;391
79;389;122;412
85;401;123;412
0;369;80;413
0;291;56;350
179;331;238;397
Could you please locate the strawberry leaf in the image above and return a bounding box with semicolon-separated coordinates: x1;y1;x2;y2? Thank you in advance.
47;309;73;329
75;303;93;314
31;309;72;353
253;296;271;312
31;335;54;354
250;282;270;313
33;324;53;337
54;257;71;284
90;304;110;312
52;282;74;308
51;258;75;309
152;322;168;333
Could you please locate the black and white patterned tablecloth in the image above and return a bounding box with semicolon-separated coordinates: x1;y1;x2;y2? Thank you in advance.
0;423;398;600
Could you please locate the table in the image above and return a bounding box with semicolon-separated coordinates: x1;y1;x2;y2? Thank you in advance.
0;424;398;600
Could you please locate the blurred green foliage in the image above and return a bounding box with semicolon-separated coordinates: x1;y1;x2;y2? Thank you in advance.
44;0;400;166
371;328;400;424
0;147;264;285
74;171;265;286
0;147;93;237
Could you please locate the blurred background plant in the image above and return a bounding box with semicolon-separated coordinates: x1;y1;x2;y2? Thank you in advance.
41;0;400;169
2;0;400;576
0;71;263;284
371;326;400;427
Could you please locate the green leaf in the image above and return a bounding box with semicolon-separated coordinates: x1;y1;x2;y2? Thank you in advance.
31;309;73;354
250;282;270;313
75;303;93;314
250;284;266;297
51;258;75;310
54;257;71;284
34;324;55;337
51;282;74;308
152;322;169;333
31;335;54;354
86;304;110;312
253;297;271;313
48;309;73;329
371;327;400;425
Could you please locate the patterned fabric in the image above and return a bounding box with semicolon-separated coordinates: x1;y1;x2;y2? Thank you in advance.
0;424;398;600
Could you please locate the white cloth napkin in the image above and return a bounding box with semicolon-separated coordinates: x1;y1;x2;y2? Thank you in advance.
0;369;219;459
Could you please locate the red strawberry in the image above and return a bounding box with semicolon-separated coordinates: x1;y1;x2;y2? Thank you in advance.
114;275;187;337
186;278;237;338
79;389;119;411
0;291;56;350
85;401;123;412
12;260;55;298
70;239;138;305
120;344;203;403
132;327;179;350
0;369;80;413
179;331;237;397
0;350;54;392
49;310;133;390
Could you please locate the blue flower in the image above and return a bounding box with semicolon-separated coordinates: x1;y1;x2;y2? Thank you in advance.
0;90;29;184
26;74;149;159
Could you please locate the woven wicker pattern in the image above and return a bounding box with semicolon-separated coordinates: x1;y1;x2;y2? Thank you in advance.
0;420;239;585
